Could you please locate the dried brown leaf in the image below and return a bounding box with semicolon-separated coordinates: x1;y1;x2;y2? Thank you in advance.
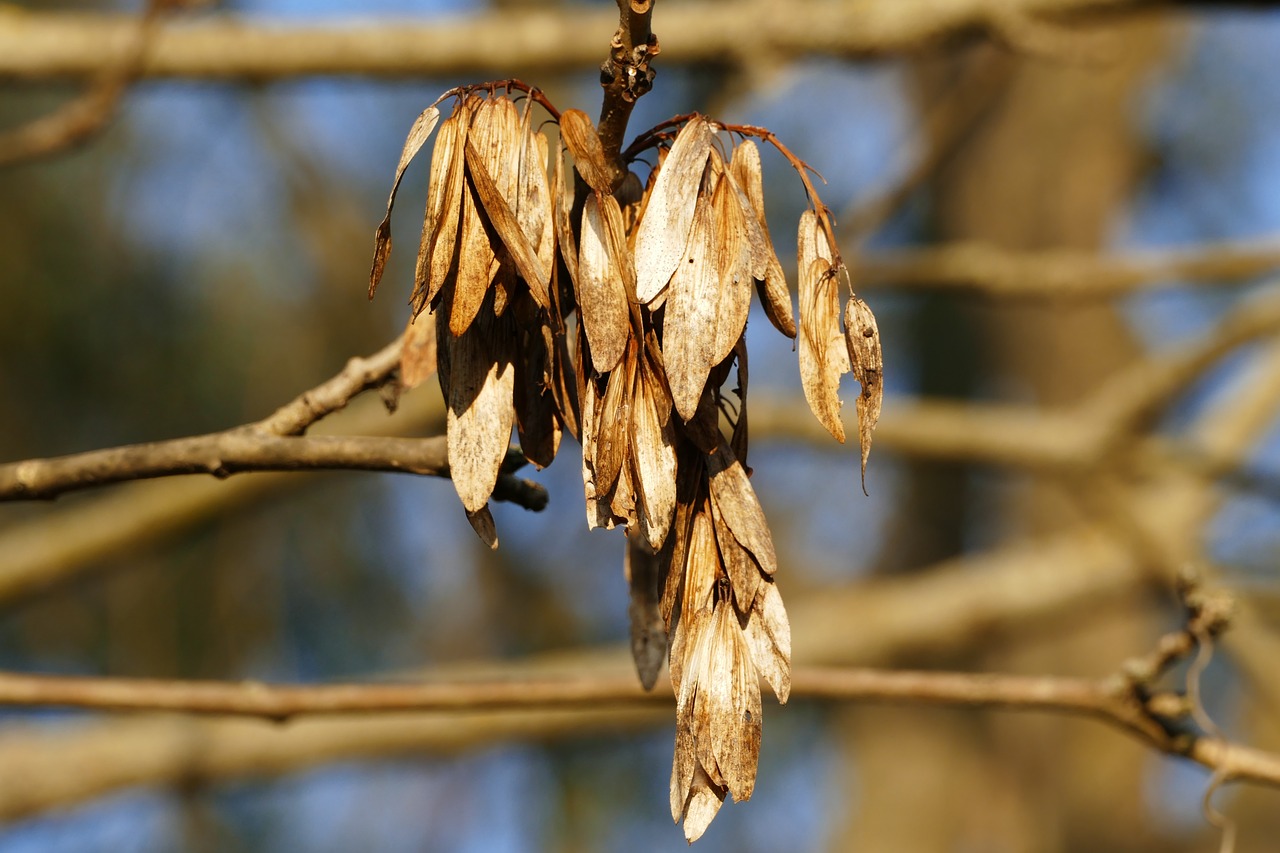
662;179;718;421
659;498;694;630
550;137;579;292
420;102;473;313
559;108;613;194
626;535;667;690
682;764;728;843
446;305;516;513
449;171;495;336
409;112;458;314
729;139;795;338
844;295;883;492
522;127;556;290
465;136;551;309
710;500;761;614
634;116;713;303
798;210;848;442
369;104;441;299
512;313;560;470
592;345;635;497
577;193;631;373
707;438;777;576
399;313;438;389
669;510;720;695
744;579;791;703
710;177;752;367
632;354;678;551
701;599;762;803
465;504;499;550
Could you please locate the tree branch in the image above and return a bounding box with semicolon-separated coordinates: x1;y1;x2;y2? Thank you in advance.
856;238;1280;299
597;0;657;187
0;332;545;509
0;2;1257;83
0;599;1273;790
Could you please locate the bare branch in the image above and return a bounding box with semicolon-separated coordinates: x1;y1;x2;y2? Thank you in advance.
0;2;161;166
0;435;545;510
856;238;1280;299
0;600;1273;791
0;2;1253;83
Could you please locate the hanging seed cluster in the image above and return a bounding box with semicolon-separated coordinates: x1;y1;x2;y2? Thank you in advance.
369;83;882;842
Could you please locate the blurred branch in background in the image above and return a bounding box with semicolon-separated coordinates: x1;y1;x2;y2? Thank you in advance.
857;236;1280;298
0;0;164;166
0;0;1268;83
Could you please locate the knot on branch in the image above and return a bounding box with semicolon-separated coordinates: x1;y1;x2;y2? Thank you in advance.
601;29;658;104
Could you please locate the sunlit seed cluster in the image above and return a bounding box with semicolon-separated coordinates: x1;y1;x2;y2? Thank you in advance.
369;81;882;842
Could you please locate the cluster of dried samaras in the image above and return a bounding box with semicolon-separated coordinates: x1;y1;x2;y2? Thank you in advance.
369;82;882;841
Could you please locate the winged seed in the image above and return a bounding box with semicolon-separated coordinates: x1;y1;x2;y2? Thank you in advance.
634;116;713;303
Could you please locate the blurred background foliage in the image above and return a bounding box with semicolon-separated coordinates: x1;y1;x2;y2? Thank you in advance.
3;0;1280;851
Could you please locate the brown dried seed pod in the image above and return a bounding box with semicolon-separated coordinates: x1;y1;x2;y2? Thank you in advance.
631;352;678;551
707;438;777;576
577;193;632;373
410;111;458;313
844;295;883;491
634;115;713;303
399;313;438;390
797;210;850;442
559;108;614;194
626;535;667;691
743;579;791;703
465;134;550;308
449;171;495;336
445;300;516;514
700;598;762;804
369;104;442;299
420;100;473;313
710;176;753;367
729;139;796;338
662;169;719;422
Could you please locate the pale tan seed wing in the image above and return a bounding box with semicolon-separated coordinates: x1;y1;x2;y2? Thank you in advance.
558;109;613;194
634;116;713;303
592;345;634;498
596;190;639;301
662;180;718;421
729;140;795;338
420;101;472;313
681;763;727;843
550;136;579;291
659;498;694;629
729;336;750;465
625;537;667;691
399;313;438;390
844;295;883;491
465;136;550;308
705;599;762;803
369;104;441;299
710;502;761;613
446;307;516;513
798;210;848;442
670;724;698;824
632;354;678;552
410;112;458;313
669;510;720;696
707;439;777;575
512;311;560;470
710;178;753;367
609;454;638;535
450;171;496;336
526;130;556;287
577;193;631;373
465;504;499;550
744;579;791;703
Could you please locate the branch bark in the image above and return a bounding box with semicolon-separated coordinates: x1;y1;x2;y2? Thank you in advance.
0;2;1258;83
856;238;1280;298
